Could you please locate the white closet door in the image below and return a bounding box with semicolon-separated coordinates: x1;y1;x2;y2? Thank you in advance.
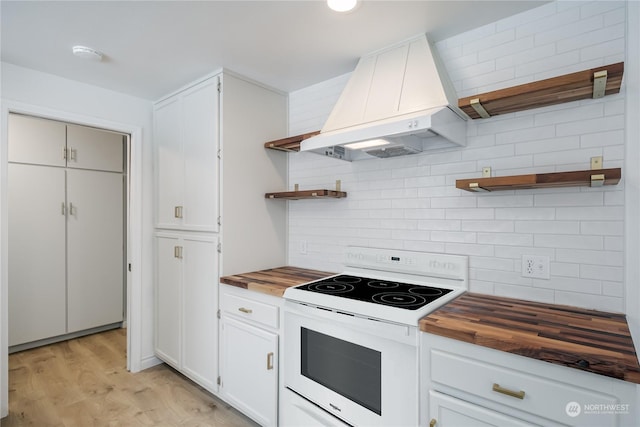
8;114;66;167
182;79;219;231
8;163;67;346
154;96;184;228
66;169;124;333
66;124;124;172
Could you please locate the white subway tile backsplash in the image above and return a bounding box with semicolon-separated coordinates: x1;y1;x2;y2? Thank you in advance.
287;0;628;313
515;220;580;234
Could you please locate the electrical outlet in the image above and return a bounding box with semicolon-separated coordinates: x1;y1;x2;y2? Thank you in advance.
522;255;550;279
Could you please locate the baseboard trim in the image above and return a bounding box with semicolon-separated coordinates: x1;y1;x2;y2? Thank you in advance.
140;355;163;371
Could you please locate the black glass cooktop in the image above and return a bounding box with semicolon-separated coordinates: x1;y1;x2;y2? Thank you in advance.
295;275;452;310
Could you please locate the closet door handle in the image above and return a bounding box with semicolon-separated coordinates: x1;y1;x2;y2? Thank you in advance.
69;147;77;161
69;203;76;216
61;202;66;215
63;147;68;160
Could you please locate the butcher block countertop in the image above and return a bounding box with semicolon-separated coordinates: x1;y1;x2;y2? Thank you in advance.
219;266;335;297
420;293;640;384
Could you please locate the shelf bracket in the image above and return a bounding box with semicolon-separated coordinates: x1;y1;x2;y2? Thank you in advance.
335;180;341;192
470;98;491;119
468;182;489;192
591;156;603;170
592;70;607;99
590;174;605;187
482;167;492;178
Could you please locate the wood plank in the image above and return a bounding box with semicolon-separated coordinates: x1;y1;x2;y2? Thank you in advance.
420;293;640;384
456;168;621;192
459;63;624;119
220;266;335;297
263;130;321;152
265;189;347;200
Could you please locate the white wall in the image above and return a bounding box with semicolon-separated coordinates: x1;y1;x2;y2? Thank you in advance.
287;1;630;314
0;62;156;416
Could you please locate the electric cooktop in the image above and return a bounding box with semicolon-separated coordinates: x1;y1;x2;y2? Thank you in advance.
294;274;453;310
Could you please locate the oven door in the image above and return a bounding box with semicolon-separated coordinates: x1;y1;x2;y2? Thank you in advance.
284;300;419;426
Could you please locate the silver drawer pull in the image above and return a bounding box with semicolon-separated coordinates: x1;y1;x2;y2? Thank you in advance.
267;352;274;370
238;307;253;314
492;383;525;399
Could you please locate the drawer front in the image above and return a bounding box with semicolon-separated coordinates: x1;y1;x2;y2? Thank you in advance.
222;292;279;329
431;349;618;426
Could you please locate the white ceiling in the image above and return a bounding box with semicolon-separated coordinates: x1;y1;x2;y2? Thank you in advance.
1;1;549;101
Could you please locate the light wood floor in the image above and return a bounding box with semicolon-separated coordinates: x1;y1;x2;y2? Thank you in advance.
2;328;257;427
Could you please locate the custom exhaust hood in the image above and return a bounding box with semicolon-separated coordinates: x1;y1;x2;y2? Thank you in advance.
301;34;467;161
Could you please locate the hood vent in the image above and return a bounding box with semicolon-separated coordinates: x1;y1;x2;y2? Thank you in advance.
301;34;467;161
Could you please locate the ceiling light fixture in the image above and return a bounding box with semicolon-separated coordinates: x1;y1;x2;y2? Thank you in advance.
327;0;358;13
72;45;103;61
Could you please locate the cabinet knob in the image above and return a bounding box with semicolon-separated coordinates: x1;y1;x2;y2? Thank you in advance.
429;418;437;427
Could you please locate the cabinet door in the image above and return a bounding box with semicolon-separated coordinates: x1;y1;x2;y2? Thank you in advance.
8;114;66;167
181;78;219;231
155;234;182;368
66;124;124;172
182;235;219;393
8;164;67;346
154;96;184;228
221;316;278;426
428;391;539;427
66;169;124;333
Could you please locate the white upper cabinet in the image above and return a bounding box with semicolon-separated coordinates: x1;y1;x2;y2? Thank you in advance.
154;77;220;232
8;114;67;167
66;124;124;172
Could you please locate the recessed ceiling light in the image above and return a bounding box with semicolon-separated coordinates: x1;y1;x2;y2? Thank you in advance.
72;45;103;61
327;0;358;13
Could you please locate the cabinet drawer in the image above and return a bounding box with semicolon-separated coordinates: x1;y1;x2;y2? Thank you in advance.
222;293;279;329
430;349;618;426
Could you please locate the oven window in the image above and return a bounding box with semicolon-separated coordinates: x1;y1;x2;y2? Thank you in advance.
301;327;381;415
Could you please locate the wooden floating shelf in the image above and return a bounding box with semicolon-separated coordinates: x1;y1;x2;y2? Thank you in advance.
459;62;624;120
456;168;621;192
265;189;347;200
264;130;321;152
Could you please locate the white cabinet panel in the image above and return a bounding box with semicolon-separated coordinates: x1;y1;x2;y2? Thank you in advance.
155;234;182;368
182;235;219;391
429;391;539;427
154;77;219;232
66;169;124;333
182;80;219;230
66;124;124;172
8;164;67;346
154;97;183;229
8;114;66;167
154;232;219;393
221;316;278;426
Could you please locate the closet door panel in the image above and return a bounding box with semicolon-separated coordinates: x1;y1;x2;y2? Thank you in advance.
8;164;67;346
66;169;124;333
8;114;66;167
66;124;124;172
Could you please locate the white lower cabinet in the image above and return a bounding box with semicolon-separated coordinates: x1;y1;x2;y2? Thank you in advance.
421;333;639;427
219;284;281;426
154;232;219;393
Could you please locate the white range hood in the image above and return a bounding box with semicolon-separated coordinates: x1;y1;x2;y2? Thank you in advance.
301;34;467;161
